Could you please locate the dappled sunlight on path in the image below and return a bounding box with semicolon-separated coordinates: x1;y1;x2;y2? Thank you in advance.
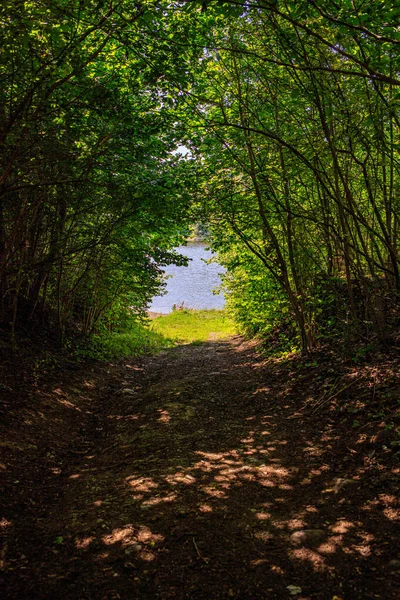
1;338;399;599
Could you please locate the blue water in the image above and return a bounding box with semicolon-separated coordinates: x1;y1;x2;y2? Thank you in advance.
149;242;225;314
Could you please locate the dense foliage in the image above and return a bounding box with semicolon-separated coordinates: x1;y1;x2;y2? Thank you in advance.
2;1;400;353
0;0;194;341
187;0;400;352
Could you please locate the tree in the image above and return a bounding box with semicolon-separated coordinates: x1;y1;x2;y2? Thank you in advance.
0;0;196;341
182;1;400;351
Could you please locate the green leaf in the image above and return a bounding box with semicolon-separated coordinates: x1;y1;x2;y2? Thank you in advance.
287;585;302;596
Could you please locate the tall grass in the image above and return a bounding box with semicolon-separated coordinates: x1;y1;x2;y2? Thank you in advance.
76;321;174;360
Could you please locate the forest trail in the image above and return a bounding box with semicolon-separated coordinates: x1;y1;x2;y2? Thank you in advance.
1;337;399;599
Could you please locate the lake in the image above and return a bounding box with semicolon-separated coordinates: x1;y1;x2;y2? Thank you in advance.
149;242;226;314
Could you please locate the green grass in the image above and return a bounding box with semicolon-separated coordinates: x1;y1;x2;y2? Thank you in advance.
77;310;236;360
76;321;174;360
150;309;237;344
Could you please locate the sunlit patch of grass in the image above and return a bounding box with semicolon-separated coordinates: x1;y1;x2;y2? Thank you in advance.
77;310;236;359
77;322;174;360
150;309;237;344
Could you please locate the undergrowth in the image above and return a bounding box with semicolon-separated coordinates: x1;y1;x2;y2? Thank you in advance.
75;321;174;360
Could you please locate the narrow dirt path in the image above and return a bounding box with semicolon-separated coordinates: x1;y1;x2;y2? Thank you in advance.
1;337;399;599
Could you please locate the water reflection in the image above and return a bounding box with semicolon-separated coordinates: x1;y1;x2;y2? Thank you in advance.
150;242;225;313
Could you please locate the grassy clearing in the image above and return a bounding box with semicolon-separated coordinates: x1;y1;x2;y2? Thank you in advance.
77;310;236;360
150;309;236;344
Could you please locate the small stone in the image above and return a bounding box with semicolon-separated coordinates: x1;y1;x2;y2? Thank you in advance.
121;388;136;396
333;478;357;493
290;529;326;547
125;543;142;554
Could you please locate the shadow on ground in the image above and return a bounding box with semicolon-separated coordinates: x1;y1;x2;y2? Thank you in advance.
1;337;399;599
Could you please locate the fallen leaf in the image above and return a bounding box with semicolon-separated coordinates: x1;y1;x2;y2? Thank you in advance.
287;585;302;596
